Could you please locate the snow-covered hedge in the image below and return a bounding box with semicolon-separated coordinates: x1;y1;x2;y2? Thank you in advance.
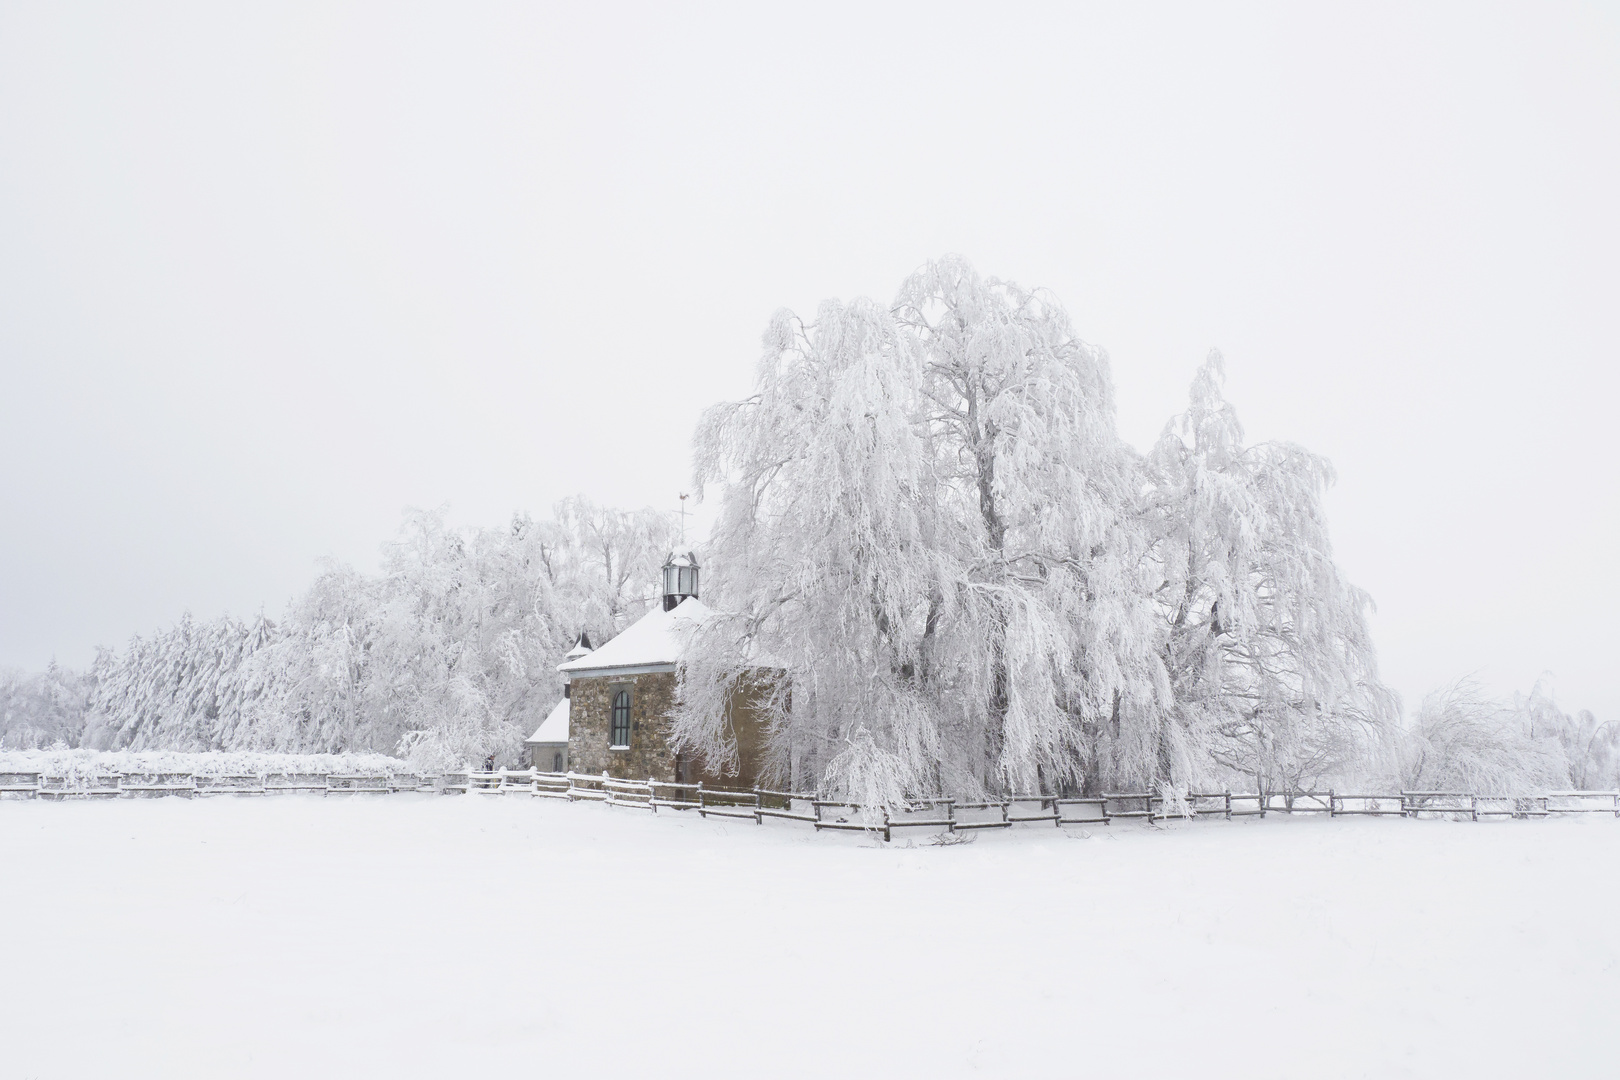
0;748;415;784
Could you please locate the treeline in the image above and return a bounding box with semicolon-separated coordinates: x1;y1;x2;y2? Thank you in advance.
0;499;673;771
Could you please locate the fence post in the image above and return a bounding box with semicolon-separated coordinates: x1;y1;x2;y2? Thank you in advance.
754;787;763;826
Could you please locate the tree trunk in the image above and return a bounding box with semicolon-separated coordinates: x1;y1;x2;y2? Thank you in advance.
966;374;1010;793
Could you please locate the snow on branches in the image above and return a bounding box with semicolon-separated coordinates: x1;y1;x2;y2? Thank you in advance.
1395;680;1570;795
1147;352;1397;795
678;259;1392;803
50;499;675;770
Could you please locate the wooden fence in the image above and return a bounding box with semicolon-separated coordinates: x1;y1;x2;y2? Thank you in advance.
0;770;432;799
7;768;1618;839
438;770;1620;841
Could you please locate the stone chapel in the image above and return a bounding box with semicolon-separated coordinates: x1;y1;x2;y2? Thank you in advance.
525;553;771;789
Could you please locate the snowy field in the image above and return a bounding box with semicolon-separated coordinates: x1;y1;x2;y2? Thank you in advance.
2;798;1616;1079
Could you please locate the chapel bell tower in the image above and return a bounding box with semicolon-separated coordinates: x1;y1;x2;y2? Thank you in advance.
661;551;699;611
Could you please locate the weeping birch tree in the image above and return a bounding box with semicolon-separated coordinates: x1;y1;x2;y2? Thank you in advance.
676;297;944;805
897;259;1171;795
1145;353;1394;793
675;258;1167;803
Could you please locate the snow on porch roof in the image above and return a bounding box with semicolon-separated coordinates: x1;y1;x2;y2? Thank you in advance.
525;697;568;745
557;596;712;676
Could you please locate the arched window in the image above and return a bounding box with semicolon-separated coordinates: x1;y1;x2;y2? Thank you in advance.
610;690;631;748
552;751;563;772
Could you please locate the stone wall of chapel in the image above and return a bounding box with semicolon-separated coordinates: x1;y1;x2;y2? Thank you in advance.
565;669;775;789
693;674;774;790
528;741;568;773
567;672;680;781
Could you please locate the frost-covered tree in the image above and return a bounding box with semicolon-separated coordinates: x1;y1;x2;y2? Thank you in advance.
677;296;942;803
1145;353;1394;795
678;263;1398;805
544;496;675;640
677;258;1166;804
72;499;673;768
247;503;673;770
231;563;384;753
1556;713;1617;790
0;662;88;749
1514;678;1614;790
897;259;1167;795
82;613;278;751
1396;680;1569;794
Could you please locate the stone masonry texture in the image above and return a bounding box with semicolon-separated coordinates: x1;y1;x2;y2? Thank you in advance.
566;671;770;789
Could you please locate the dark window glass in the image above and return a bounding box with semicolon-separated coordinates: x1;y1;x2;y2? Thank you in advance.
611;691;631;747
553;751;563;772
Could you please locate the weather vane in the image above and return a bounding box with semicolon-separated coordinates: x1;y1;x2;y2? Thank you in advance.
678;492;689;545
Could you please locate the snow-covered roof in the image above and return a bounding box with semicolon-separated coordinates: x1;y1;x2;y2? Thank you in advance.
557;597;712;676
563;632;594;662
525;698;569;745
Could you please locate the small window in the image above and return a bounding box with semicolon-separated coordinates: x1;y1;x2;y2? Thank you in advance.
553;751;563;772
610;690;631;748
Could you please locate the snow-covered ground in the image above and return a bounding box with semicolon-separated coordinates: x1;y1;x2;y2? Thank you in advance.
2;798;1615;1079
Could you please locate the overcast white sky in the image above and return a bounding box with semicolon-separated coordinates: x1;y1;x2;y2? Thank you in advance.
1;2;1615;719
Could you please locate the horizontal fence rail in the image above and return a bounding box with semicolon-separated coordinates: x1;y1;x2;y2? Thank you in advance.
0;770;434;800
6;768;1619;841
451;774;1620;840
